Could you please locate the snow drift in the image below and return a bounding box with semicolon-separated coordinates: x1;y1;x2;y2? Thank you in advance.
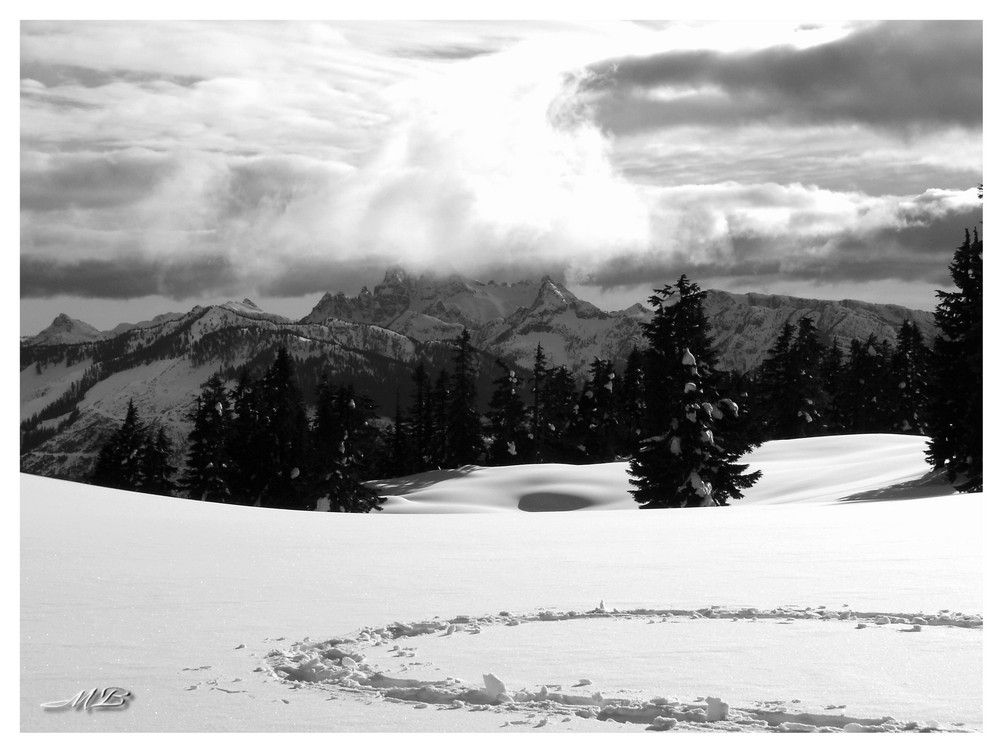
372;434;950;512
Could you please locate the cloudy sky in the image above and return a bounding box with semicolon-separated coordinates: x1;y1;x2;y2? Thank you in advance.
19;17;982;334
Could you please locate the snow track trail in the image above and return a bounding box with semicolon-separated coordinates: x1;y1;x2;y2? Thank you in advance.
265;605;982;733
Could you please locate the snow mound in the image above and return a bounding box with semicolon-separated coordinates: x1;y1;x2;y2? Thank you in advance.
372;434;953;513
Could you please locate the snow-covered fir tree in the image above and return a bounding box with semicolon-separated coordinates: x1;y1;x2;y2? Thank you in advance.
629;276;760;508
310;378;384;513
575;357;619;461
755;317;826;439
529;343;547;463
836;335;895;433
486;359;530;465
926;228;983;492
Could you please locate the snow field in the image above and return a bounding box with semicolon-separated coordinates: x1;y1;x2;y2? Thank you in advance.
20;433;982;733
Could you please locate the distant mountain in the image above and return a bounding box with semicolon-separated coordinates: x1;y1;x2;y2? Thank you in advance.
19;268;936;482
702;291;936;374
29;313;104;346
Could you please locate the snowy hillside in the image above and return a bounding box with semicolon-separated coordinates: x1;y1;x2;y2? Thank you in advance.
20;434;982;732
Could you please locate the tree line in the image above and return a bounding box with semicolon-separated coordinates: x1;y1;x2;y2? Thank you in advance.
89;226;982;508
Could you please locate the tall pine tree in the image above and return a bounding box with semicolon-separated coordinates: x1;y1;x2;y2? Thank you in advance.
891;320;929;435
182;373;233;502
446;329;484;467
926;228;983;491
91;398;147;491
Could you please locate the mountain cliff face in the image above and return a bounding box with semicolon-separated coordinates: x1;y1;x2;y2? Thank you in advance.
20;268;936;482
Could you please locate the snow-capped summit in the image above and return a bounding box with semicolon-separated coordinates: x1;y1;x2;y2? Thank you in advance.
29;313;103;345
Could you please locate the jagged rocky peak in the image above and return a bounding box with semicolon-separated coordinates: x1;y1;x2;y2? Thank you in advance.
241;298;260;309
381;264;411;287
529;275;577;311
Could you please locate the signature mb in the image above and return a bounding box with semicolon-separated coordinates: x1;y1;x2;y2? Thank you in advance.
42;687;132;711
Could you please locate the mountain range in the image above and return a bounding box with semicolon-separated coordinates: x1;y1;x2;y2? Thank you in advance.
20;267;936;481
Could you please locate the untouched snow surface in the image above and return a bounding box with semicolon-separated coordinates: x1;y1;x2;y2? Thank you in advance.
20;434;983;734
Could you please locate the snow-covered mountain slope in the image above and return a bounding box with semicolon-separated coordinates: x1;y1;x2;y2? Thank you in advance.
21;270;936;482
20;435;982;731
18;297;487;481
476;277;646;372
371;434;950;512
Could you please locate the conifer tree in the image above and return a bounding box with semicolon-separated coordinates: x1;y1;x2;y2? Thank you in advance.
446;329;484;466
926;228;983;491
529;344;548;463
430;369;451;468
757;321;798;440
387;395;411;475
787;316;826;435
628;276;760;508
311;379;384;512
837;335;895;433
258;347;309;509
182;373;233;502
228;369;267;505
820;344;845;433
618;347;646;456
407;362;434;471
486;359;529;465
138;426;177;496
576;357;619;461
540;363;579;462
91;398;147;491
891;320;929;434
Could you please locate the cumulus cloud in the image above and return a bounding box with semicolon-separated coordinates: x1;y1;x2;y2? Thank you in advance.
19;20;983;310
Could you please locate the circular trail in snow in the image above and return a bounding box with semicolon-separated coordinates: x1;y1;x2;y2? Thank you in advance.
366;617;982;729
267;606;982;732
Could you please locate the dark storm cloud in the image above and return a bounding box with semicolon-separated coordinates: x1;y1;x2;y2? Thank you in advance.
257;256;393;298
21;255;240;299
585;21;982;133
581;205;981;290
21;151;178;211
